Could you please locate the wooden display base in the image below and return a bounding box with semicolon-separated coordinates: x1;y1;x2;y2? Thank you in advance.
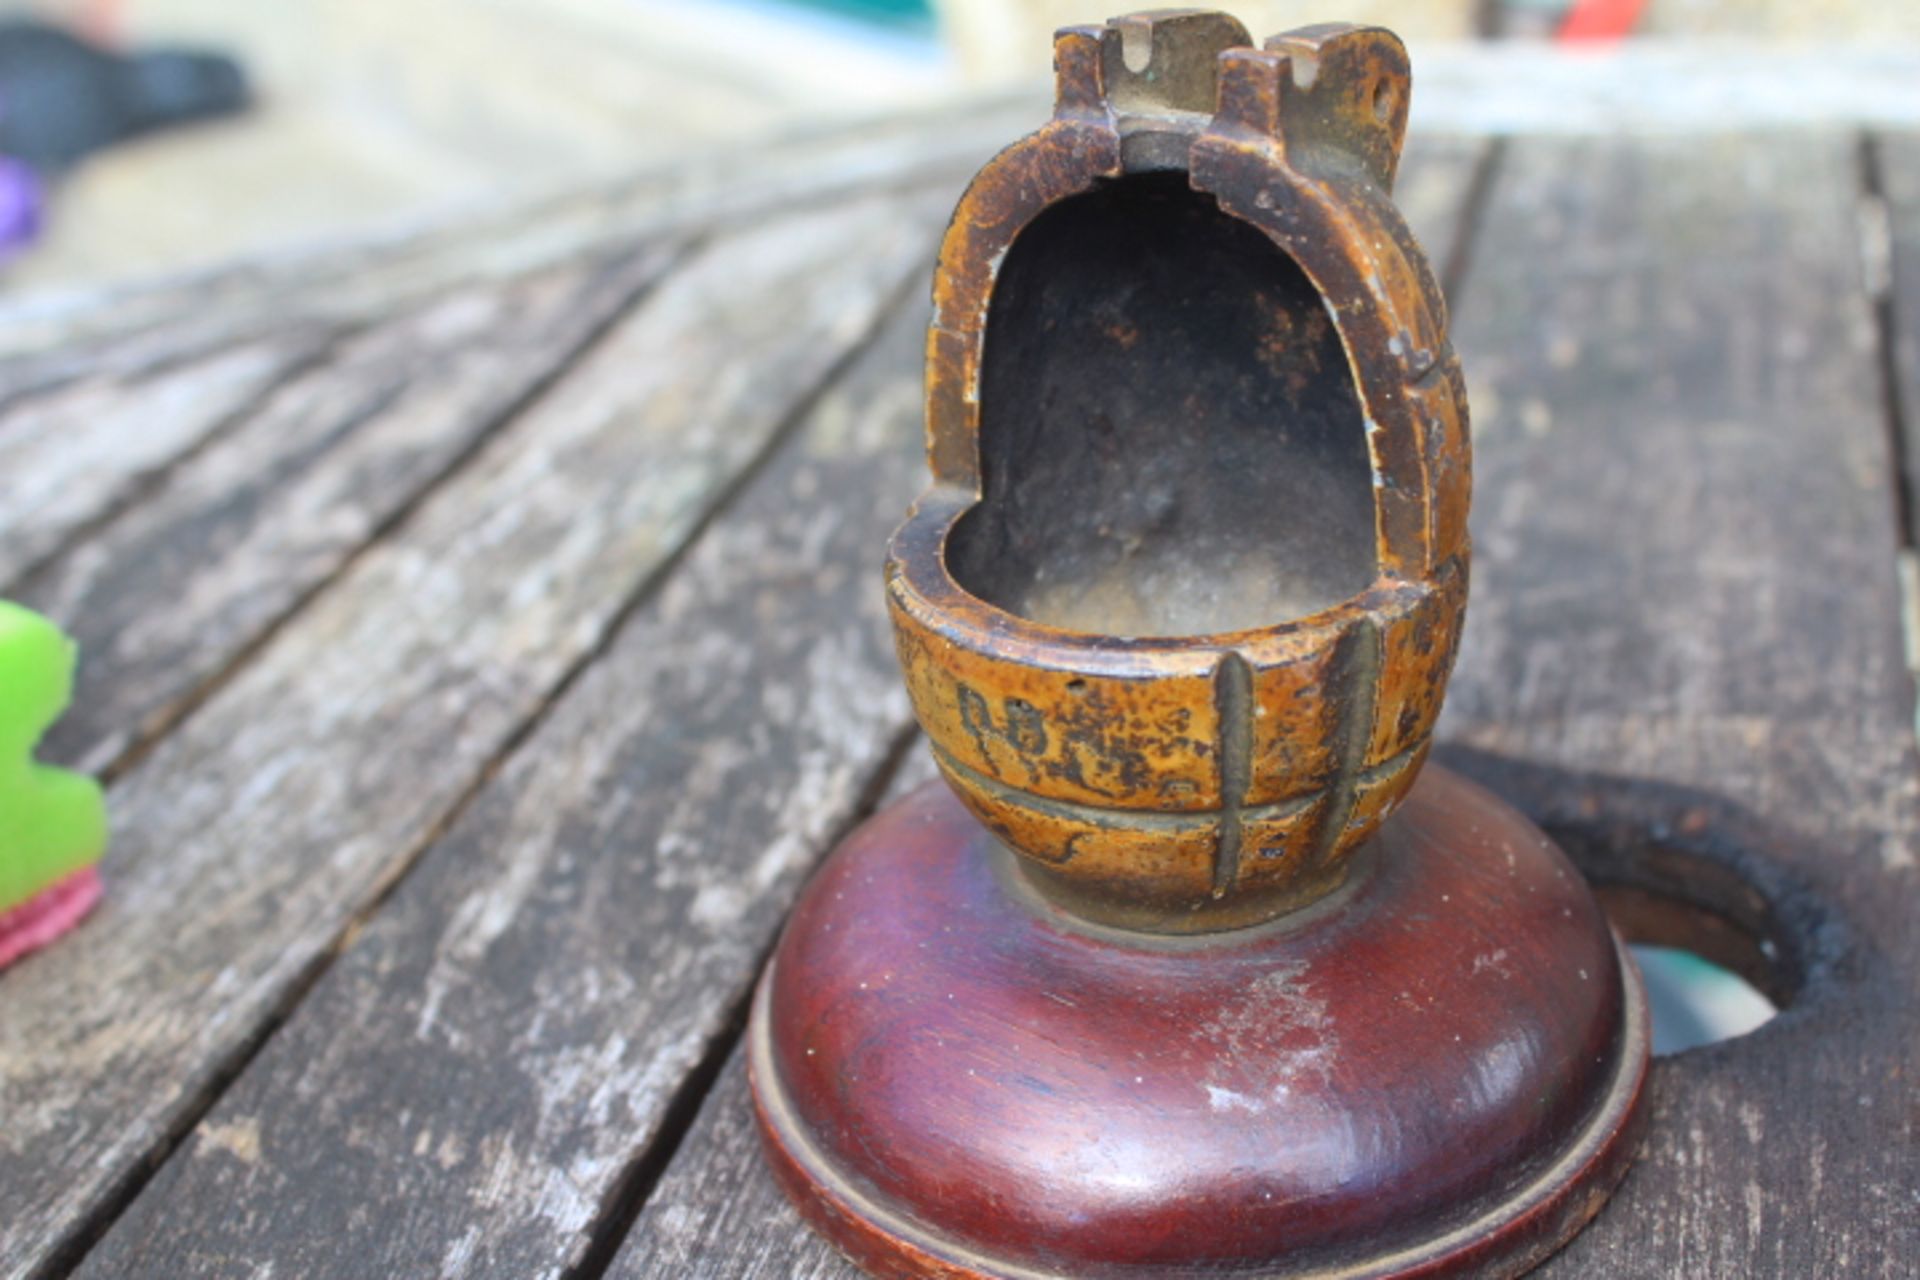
750;768;1649;1279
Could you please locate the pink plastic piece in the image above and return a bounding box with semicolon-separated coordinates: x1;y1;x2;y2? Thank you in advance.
0;865;101;968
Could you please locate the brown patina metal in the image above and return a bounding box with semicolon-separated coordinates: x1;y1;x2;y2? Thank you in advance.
751;16;1648;1277
886;11;1468;932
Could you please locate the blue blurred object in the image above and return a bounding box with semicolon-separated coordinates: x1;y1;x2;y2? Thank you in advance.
0;18;250;175
1631;943;1777;1055
787;0;936;29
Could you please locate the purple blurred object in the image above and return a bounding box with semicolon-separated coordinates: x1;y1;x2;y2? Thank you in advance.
0;155;44;262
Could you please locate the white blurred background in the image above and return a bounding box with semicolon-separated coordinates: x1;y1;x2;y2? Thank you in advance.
3;0;1916;296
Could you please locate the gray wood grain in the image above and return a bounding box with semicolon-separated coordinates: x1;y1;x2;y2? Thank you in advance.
620;1048;853;1280
17;243;682;776
0;333;326;589
74;283;939;1280
1443;133;1917;1277
0;185;950;1280
608;136;1500;1280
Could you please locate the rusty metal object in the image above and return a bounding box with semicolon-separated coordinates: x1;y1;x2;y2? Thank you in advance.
751;13;1648;1279
888;12;1466;932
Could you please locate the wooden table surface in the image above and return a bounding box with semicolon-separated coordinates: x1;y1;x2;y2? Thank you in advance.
1;99;1916;1279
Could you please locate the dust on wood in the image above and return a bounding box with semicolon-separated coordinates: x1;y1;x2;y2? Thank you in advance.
74;276;941;1280
0;334;327;589
1442;132;1917;1278
16;244;682;775
0;185;949;1280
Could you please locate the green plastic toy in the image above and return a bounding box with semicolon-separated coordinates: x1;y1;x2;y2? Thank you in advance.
0;600;107;966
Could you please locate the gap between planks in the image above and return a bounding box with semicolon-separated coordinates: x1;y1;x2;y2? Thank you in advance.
0;182;961;1280
557;721;924;1280
28;241;695;782
0;332;333;592
1864;132;1920;742
64;262;948;1280
0;328;343;597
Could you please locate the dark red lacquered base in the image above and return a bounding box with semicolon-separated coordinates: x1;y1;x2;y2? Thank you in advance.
751;767;1649;1279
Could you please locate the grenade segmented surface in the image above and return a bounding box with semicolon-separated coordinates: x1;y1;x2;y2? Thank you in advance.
885;13;1469;932
753;19;1650;1280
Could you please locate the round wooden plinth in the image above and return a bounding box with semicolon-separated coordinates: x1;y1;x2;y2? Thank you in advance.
750;767;1649;1279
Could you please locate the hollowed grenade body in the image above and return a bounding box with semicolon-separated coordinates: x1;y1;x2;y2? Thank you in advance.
752;15;1650;1279
886;15;1470;932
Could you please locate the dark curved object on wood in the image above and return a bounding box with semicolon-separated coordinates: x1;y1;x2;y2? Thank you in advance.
755;772;1648;1278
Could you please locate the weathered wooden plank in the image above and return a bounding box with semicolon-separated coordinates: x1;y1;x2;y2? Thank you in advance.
1882;133;1920;549
1442;134;1917;1276
74;286;938;1280
0;184;951;1280
1407;44;1920;137
619;1049;847;1280
0;93;1041;397
608;137;1499;1280
17;243;681;775
0;334;326;589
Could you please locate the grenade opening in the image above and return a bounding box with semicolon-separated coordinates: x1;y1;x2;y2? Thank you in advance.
947;172;1378;638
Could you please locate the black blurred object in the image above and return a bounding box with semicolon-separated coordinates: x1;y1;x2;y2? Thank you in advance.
0;18;249;174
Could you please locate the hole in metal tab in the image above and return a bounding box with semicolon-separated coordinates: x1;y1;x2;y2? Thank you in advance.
950;173;1377;637
1371;78;1394;124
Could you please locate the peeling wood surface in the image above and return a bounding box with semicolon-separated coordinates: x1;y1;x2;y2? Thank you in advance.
0;334;327;589
1442;133;1919;1277
0;183;949;1279
19;247;683;775
72;290;940;1280
0;118;1913;1280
